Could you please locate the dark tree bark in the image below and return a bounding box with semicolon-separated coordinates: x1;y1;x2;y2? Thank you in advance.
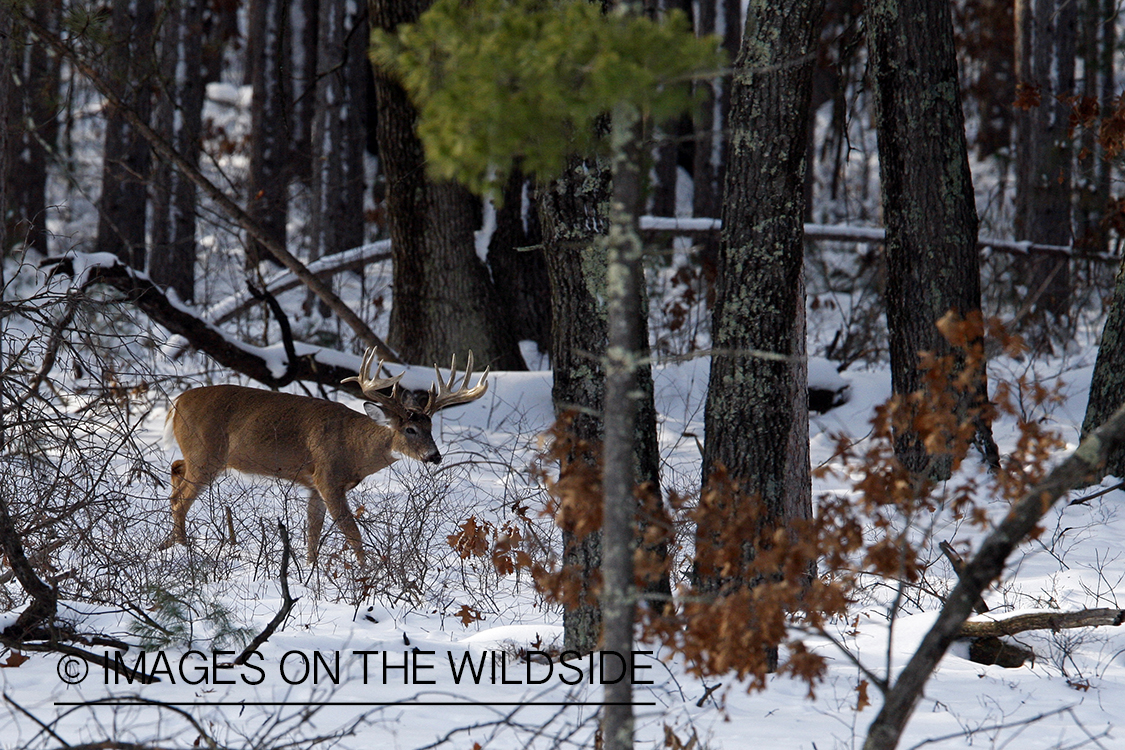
959;0;1015;160
1074;0;1114;254
310;0;366;265
3;0;59;255
867;0;998;478
486;170;551;353
150;0;205;303
538;158;612;655
1014;0;1076;324
289;0;319;182
201;0;240;85
246;0;291;268
1;3;13;255
1080;259;1125;476
95;0;156;270
538;147;668;654
696;0;822;673
649;0;692;219
367;0;525;370
691;0;741;271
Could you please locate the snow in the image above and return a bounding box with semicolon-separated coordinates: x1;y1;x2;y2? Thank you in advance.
3;291;1124;748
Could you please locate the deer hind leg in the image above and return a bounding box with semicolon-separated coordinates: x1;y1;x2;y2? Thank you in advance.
314;478;366;565
306;490;326;565
160;458;220;550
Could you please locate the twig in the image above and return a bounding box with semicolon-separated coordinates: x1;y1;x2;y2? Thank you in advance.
235;521;299;665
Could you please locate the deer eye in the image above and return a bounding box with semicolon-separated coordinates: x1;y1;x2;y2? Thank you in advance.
405;426;418;436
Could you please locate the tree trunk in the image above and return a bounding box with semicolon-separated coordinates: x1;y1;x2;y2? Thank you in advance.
289;0;319;183
1080;257;1125;476
867;0;998;478
246;0;291;269
1;4;14;255
697;0;822;673
310;0;366;268
486;170;552;353
95;0;155;270
538;157;612;655
150;0;204;303
600;108;647;750
1014;0;1076;325
691;0;741;272
367;0;525;370
1074;0;1114;254
3;0;59;256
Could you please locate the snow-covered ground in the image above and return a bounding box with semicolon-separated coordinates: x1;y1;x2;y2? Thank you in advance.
1;286;1123;749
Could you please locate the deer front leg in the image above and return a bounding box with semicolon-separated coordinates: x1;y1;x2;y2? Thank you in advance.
313;477;366;566
306;490;326;565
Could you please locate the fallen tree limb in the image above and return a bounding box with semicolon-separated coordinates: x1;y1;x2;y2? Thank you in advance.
44;254;367;395
638;217;1117;263
959;608;1125;638
207;241;392;326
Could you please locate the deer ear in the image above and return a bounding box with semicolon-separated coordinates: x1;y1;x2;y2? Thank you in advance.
363;402;388;422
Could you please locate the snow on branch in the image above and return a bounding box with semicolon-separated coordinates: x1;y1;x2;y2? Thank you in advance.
639;217;1115;263
42;253;367;394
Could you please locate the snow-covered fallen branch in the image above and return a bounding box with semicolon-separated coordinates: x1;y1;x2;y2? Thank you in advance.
959;608;1125;638
42;253;368;393
638;216;1116;263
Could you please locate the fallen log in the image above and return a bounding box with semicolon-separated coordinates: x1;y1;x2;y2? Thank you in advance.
959;608;1125;638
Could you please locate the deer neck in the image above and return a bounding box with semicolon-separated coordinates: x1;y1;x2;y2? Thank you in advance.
356;419;401;474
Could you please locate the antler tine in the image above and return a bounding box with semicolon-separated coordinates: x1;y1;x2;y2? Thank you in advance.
425;351;490;415
341;346;404;399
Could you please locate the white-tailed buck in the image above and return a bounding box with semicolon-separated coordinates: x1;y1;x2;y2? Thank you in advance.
161;349;489;564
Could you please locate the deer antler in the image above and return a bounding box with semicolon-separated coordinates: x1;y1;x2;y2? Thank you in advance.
424;351;490;415
342;348;413;418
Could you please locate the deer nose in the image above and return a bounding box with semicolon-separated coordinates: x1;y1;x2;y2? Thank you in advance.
426;451;442;465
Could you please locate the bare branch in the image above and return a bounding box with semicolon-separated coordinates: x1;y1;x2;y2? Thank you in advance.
235;522;299;665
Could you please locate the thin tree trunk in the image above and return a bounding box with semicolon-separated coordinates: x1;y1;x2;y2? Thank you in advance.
487;170;552;353
691;0;740;273
150;0;204;302
289;0;319;182
3;0;59;255
246;0;291;269
95;0;155;270
867;0;998;478
1014;0;1076;325
1075;0;1113;254
310;0;366;270
600;107;646;750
